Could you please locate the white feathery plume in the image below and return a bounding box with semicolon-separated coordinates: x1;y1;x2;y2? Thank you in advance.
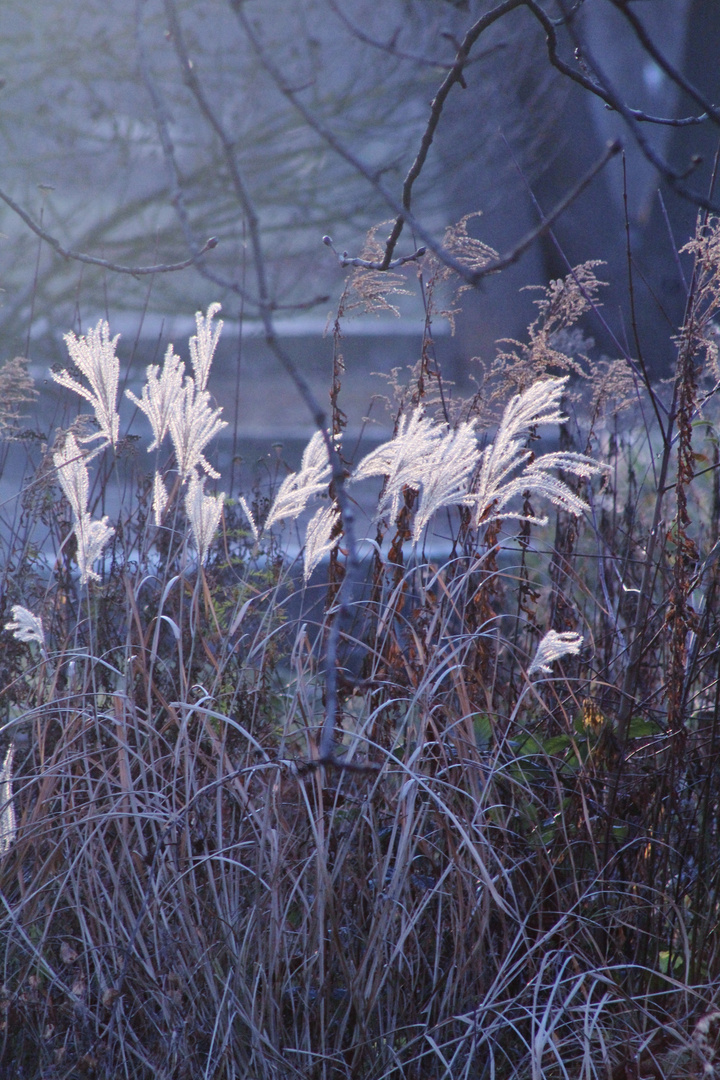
412;420;478;542
303;504;340;582
53;320;120;447
350;379;603;539
265;430;332;530
186;473;224;566
54;433;115;584
152;471;169;526
53;432;90;523
469;377;605;528
74;516;115;584
5;605;46;655
0;744;16;857
353;409;442;523
167;378;228;482
238;496;259;543
126;344;185;451
528;630;583;675
189;302;223;392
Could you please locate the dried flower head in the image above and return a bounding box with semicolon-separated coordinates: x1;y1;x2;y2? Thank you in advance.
528;630;584;675
342;223;412;318
5;605;46;655
152;471;169;526
469;377;605;529
167;378;228;482
238;496;259;543
189;303;223;392
351;378;602;540
488;262;606;407
265;431;332;530
53;431;90;523
419;213;499;334
693;1010;720;1079
54;433;115;583
303;504;340;582
412;420;478;542
185;472;224;566
53;320;121;447
126;345;185;452
127;303;225;480
0;357;38;439
352;409;443;525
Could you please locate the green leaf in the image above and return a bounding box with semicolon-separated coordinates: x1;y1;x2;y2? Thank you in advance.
473;713;493;749
627;716;660;739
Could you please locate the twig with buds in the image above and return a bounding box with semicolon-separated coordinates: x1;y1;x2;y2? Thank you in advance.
323;236;426;270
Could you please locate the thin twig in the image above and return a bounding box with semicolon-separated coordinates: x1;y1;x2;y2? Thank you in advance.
231;0;621;290
134;0;241;300
229;0;527;284
322;236;427;270
621;152;667;440
325;0;462;71
138;0;330;313
466;139;622;280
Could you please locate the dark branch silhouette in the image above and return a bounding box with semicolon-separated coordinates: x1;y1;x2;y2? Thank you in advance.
0;184;218;277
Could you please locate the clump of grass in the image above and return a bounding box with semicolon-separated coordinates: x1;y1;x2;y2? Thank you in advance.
1;217;720;1079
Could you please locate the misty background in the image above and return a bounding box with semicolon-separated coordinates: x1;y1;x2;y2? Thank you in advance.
0;0;715;457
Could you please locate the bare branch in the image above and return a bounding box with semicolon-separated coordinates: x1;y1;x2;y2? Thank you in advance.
526;0;720;214
0;184;218;277
606;0;720;127
134;0;240;298
322;236;427;270
324;140;620;284
380;0;526;269
537;2;711;128
325;0;505;72
163;0;272;310
137;0;329;313
230;0;652;288
229;0;542;285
